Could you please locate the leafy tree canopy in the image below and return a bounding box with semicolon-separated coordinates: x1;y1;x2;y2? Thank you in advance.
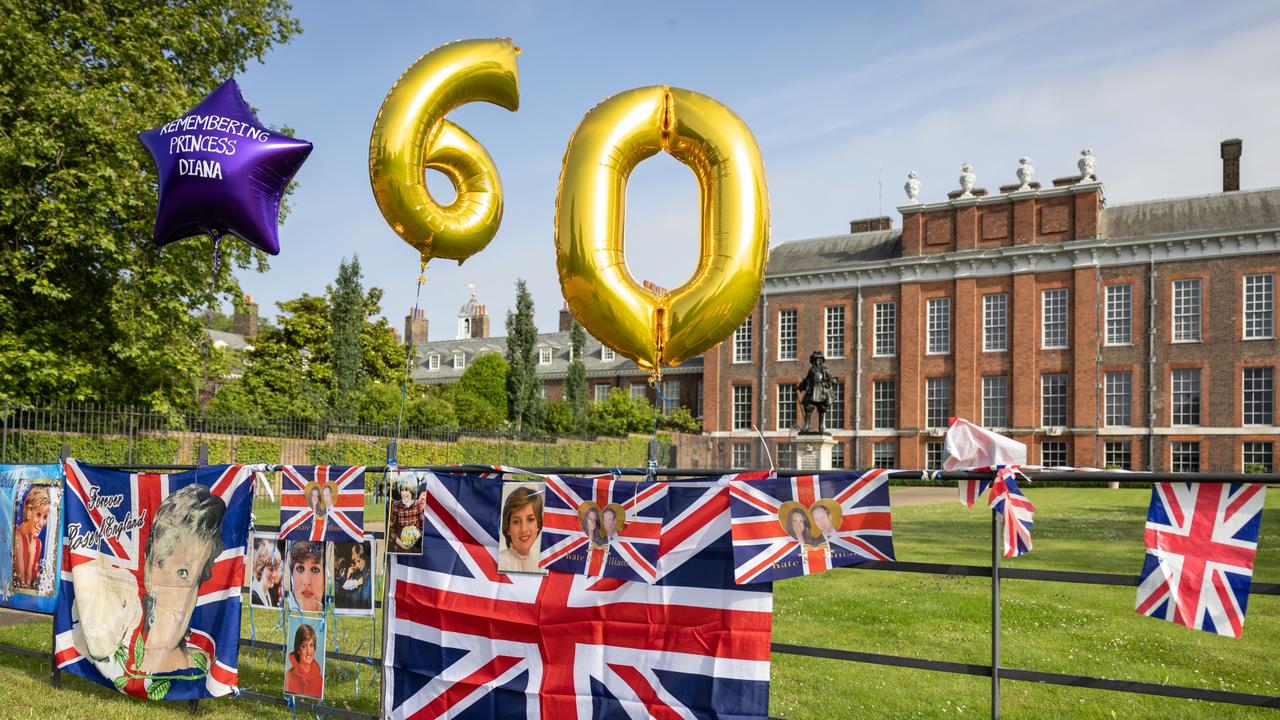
0;1;301;410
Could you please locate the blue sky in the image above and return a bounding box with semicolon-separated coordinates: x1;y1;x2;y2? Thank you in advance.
234;1;1280;336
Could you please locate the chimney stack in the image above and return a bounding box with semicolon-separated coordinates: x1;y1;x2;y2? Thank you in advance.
470;304;490;338
1221;138;1242;192
404;307;428;344
849;216;892;233
232;294;258;337
559;302;573;332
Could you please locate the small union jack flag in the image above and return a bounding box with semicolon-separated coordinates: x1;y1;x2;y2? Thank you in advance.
988;467;1035;558
541;474;667;582
728;470;894;584
280;465;366;542
1135;482;1267;638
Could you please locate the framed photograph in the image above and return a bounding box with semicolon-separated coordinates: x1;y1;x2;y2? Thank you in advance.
247;532;286;609
284;540;327;614
497;482;546;575
386;471;427;555
284;614;326;700
10;477;62;598
329;539;374;615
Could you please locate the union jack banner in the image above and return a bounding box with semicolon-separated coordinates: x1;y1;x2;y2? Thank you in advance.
54;460;251;700
540;474;667;582
728;470;894;584
384;471;774;719
280;465;366;541
1135;482;1267;638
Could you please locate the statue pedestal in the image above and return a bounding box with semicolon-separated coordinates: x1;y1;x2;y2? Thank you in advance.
793;434;836;471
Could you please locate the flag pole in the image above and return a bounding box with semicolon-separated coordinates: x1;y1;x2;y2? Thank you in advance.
991;507;1002;720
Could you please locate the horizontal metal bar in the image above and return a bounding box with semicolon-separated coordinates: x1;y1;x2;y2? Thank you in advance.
237;688;378;719
848;561;1280;596
80;462;1280;483
770;643;1280;708
0;641;51;660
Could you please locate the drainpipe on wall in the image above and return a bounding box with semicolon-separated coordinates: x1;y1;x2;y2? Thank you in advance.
758;292;770;467
1146;252;1158;471
854;284;865;468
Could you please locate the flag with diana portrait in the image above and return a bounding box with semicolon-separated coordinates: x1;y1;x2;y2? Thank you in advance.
280;465;366;542
54;460;251;700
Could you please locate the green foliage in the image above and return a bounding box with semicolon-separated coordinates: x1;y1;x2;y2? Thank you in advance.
541;400;577;434
504;279;540;430
588;388;655;436
445;387;505;431
357;382;405;425
657;406;702;433
404;393;458;432
208;266;406;423
457;352;508;411
5;431;180;464
565;321;588;431
330;256;365;422
0;1;300;409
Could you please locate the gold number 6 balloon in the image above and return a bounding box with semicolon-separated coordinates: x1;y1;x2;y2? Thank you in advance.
369;38;520;266
555;86;769;374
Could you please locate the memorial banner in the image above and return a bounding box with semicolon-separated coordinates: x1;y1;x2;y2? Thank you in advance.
54;461;252;700
0;464;64;613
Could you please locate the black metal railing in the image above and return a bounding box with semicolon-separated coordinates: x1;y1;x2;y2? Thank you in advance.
1;462;1276;719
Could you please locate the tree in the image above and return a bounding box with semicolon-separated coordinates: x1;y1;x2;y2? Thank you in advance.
657;407;702;434
0;2;300;410
504;279;540;430
588;388;655;437
541;400;577;434
330;256;364;422
565;321;588;432
405;392;458;432
457;352;508;412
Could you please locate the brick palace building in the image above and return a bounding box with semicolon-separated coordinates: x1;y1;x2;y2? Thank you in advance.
699;140;1280;473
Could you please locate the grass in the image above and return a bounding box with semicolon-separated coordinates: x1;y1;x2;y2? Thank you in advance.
1;486;1277;718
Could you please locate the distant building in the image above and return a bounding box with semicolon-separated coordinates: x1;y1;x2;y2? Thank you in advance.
411;296;701;415
701;140;1280;473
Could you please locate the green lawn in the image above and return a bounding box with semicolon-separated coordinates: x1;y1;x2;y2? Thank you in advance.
2;486;1277;719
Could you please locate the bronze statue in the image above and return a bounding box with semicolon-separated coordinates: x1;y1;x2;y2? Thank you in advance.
797;351;834;434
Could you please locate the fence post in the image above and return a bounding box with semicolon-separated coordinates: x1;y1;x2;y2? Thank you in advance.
2;396;8;463
991;508;1001;720
198;441;209;468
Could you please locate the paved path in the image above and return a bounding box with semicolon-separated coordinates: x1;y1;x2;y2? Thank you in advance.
890;486;956;506
0;608;40;629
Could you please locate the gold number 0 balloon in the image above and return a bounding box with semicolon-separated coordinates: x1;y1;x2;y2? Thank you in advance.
369;38;519;265
554;86;769;374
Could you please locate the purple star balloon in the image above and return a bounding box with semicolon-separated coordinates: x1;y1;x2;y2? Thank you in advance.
139;78;312;255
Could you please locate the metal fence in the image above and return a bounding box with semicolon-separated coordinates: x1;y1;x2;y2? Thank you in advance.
1;457;1278;718
0;399;669;469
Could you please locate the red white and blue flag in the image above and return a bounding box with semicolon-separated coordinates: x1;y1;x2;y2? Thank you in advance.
1135;482;1267;638
540;474;667;582
54;460;251;700
988;468;1035;558
384;471;773;720
728;470;894;584
280;465;365;542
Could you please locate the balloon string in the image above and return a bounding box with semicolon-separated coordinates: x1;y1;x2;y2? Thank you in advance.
197;232;223;467
647;373;663;479
392;259;428;465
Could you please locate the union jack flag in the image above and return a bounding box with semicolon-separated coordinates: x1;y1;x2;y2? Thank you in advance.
280;465;366;541
383;471;774;719
988;467;1035;558
1135;482;1267;638
728;470;894;584
54;460;251;700
540;474;667;582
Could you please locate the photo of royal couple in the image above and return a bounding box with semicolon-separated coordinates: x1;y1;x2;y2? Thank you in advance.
778;500;842;551
577;501;625;548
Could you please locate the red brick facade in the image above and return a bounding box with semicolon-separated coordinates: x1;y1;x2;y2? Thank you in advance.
699;180;1280;474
